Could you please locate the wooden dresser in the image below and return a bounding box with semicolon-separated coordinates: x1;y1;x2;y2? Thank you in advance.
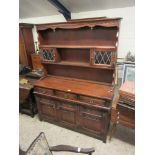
34;17;121;142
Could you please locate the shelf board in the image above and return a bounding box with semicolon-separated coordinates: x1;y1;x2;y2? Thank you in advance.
42;60;114;70
39;44;116;50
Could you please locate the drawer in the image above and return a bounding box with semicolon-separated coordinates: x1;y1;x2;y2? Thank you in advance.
117;103;135;120
35;87;54;96
59;102;77;111
80;106;103;118
54;90;77;100
78;95;106;106
119;96;135;107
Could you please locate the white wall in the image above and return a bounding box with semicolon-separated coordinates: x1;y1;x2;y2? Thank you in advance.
19;6;135;58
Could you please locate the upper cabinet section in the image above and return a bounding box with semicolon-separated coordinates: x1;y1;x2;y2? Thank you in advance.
36;17;121;50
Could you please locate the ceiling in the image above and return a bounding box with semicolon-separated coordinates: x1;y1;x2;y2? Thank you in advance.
19;0;135;18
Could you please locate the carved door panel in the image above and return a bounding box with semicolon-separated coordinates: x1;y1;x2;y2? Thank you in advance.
57;101;77;129
39;98;57;121
79;106;106;136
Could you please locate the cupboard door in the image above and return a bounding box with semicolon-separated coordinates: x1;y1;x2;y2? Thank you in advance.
57;101;77;128
79;106;106;136
40;48;60;63
90;48;115;67
39;98;57;121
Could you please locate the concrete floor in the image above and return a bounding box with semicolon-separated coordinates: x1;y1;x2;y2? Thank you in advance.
19;114;135;155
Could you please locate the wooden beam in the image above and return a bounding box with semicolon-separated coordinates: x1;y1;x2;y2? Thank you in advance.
48;0;71;20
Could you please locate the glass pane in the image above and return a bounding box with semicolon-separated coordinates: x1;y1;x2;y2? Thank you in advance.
94;51;112;65
41;49;54;61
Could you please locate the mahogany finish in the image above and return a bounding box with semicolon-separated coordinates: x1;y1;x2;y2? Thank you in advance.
31;53;44;70
19;23;35;67
34;17;121;142
110;81;135;140
19;76;38;117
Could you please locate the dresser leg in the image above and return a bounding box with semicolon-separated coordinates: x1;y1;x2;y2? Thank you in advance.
109;123;117;141
38;114;43;121
102;137;106;143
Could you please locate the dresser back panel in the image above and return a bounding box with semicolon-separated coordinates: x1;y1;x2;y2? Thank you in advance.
38;27;117;47
58;48;90;63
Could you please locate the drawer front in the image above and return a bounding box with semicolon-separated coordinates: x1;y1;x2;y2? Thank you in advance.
35;87;54;96
55;90;77;100
117;103;135;120
119;96;135;107
60;102;77;110
39;98;57;120
79;106;105;134
78;95;106;106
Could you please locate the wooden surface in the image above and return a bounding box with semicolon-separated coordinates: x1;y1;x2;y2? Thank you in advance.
19;76;38;117
34;17;121;142
36;17;120;51
19;28;28;66
119;81;135;100
34;76;113;100
110;82;135;140
31;53;44;70
36;17;121;30
19;76;36;94
19;23;35;67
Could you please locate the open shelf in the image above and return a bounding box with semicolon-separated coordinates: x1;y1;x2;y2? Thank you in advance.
39;44;116;50
42;60;114;70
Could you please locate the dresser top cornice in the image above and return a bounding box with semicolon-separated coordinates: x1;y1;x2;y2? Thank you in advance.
36;17;122;30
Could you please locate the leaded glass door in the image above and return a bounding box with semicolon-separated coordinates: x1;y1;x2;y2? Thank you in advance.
90;48;116;67
40;48;60;63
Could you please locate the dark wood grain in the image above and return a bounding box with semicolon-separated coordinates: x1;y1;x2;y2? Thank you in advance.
19;23;35;67
34;76;113;100
110;81;135;140
34;17;121;143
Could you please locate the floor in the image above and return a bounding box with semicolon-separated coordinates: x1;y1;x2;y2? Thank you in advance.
19;114;135;155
